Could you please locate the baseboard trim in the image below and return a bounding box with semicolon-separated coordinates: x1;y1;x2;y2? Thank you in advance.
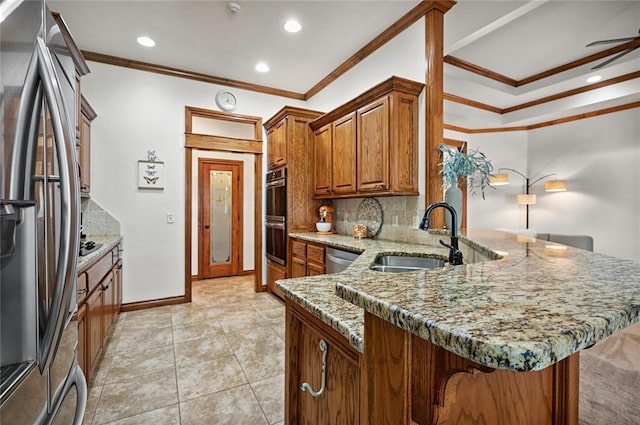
191;274;202;282
240;269;254;276
120;295;187;312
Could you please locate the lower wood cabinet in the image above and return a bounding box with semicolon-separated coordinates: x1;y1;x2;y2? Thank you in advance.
267;259;286;300
286;300;360;424
290;238;325;278
77;243;122;382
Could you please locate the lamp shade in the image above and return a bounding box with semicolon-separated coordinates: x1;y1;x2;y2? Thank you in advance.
489;173;509;186
545;180;567;192
516;194;536;205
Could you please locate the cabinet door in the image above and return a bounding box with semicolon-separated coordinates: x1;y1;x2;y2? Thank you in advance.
79;113;91;193
267;126;277;170
267;260;286;300
307;262;325;276
332;113;357;194
273;119;287;168
291;257;307;278
313;124;333;196
77;304;87;378
357;97;390;192
101;271;115;341
290;310;360;424
114;259;123;314
86;286;103;379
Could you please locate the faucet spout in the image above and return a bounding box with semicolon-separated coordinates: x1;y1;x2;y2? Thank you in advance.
419;202;463;265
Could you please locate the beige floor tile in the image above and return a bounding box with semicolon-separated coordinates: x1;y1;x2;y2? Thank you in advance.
219;311;268;334
180;385;268;425
115;326;173;354
90;353;112;387
176;354;247;401
170;306;220;327
82;385;103;425
257;307;285;322
173;336;234;367
271;323;286;341
105;345;175;384
101;404;180;425
171;321;224;344
226;326;283;355
92;368;178;425
120;311;173;331
248;296;284;312
251;374;284;424
236;343;285;383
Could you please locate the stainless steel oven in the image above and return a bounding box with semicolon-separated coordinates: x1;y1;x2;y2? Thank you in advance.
265;220;286;265
266;167;286;220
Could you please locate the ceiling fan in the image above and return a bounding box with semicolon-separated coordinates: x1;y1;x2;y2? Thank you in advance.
586;28;640;69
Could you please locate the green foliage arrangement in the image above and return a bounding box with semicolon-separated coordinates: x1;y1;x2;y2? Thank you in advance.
438;143;495;199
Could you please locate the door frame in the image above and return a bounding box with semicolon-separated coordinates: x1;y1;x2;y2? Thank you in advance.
198;158;243;278
184;106;264;301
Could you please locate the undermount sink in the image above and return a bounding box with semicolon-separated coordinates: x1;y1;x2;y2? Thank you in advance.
369;254;446;273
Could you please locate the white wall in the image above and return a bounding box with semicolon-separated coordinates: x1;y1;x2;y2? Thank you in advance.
83;62;303;303
527;109;640;260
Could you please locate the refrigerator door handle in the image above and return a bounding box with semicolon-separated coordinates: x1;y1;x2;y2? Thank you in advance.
34;37;80;372
8;48;40;201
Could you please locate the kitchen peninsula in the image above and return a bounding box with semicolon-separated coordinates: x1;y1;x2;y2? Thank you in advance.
277;230;640;424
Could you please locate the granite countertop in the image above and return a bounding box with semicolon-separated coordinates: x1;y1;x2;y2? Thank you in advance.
77;234;123;273
277;230;640;372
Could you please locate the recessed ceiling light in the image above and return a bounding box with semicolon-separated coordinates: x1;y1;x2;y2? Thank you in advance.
255;62;270;73
586;75;602;83
137;36;155;47
284;19;301;33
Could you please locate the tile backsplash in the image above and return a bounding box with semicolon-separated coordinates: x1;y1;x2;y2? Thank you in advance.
332;195;439;245
81;198;121;236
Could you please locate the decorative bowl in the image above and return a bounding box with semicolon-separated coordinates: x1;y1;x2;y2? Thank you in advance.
316;222;331;232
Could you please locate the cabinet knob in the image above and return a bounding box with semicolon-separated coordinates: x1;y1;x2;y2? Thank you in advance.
204;224;210;229
379;182;386;188
300;339;328;398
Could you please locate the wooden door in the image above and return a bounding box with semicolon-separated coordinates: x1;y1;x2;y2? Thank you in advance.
101;271;115;339
313;124;333;196
291;257;307;278
357;97;390;192
86;286;103;378
199;159;243;278
77;304;87;377
332;113;357;194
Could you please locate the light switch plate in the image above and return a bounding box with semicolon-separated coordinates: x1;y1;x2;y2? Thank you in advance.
167;213;175;224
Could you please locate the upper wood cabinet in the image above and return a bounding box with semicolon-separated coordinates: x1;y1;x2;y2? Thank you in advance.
79;96;96;196
309;76;423;199
313;113;357;197
265;107;324;235
267;118;287;170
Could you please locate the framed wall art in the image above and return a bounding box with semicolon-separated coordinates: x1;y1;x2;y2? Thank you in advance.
138;160;164;190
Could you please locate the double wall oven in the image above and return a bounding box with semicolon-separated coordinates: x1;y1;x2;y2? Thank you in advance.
265;167;287;265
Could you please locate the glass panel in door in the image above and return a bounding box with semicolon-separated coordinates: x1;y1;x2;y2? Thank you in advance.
209;170;232;264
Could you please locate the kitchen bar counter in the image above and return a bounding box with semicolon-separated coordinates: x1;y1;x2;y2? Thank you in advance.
77;234;122;273
278;230;640;371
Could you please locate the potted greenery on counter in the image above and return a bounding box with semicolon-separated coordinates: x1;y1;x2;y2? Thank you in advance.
438;143;495;230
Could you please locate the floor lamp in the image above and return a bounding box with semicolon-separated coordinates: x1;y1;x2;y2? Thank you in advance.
489;168;567;229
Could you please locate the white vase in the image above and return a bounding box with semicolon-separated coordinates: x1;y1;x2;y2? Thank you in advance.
444;185;462;232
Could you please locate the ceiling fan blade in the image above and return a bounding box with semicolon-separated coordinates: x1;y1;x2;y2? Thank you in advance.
586;36;638;47
591;45;640;69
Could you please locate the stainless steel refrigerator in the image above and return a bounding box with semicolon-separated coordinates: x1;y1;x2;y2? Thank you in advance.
1;0;87;423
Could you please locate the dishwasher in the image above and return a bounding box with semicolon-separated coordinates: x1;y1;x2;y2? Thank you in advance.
325;247;360;274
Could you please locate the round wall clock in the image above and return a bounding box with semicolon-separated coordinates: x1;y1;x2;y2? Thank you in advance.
215;90;237;112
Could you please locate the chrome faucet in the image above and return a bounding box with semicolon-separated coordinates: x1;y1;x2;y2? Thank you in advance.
419;202;463;265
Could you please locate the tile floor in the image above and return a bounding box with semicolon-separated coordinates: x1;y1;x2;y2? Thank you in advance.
83;276;285;425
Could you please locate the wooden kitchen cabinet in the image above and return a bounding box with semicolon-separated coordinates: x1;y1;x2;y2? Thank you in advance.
267;118;287;170
290;238;325;277
313;113;357;197
79;96;96;196
78;243;122;382
286;300;360;424
357;96;390;192
267;260;287;300
309;76;423;199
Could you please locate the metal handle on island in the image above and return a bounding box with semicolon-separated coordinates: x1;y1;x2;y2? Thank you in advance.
301;339;328;398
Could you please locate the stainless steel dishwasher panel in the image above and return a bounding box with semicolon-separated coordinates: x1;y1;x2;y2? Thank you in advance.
325;247;360;274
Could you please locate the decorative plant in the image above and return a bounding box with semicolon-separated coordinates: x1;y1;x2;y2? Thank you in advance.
438;143;495;199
